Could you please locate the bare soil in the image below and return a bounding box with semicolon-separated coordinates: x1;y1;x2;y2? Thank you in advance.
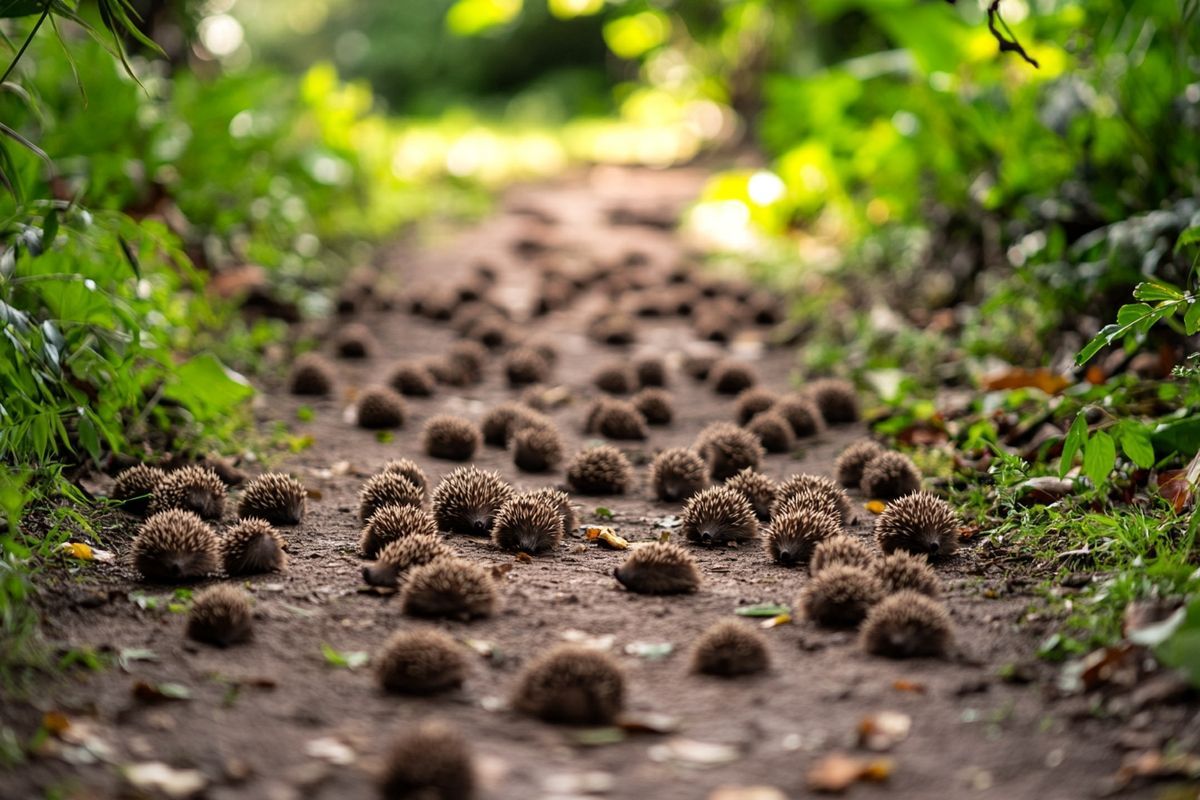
2;166;1165;799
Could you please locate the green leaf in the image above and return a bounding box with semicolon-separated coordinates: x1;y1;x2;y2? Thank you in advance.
42;208;58;246
1059;413;1088;478
0;0;49;18
1184;301;1200;336
1133;281;1185;302
321;643;369;670
1157;598;1200;688
163;354;254;419
155;682;191;699
77;410;100;463
734;603;790;618
594;506;614;520
1174;225;1200;255
1152;415;1200;456
1083;431;1116;488
1118;426;1155;469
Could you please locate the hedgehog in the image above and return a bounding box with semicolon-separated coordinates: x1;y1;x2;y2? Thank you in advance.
431;466;513;536
383;459;429;500
648;448;706;502
734;387;779;426
860;591;953;659
682;486;758;546
133;510;220;582
748;290;782;325
587;399;648;441
423;355;468;388
696;422;765;481
861;452;922;500
237;473;306;525
810;535;875;576
708;360;757;395
835;440;887;488
613;543;700;594
691;620;770;677
386;361;437;397
875;551;941;597
222;517;287;575
764;508;840;566
363;534;456;588
808;378;860;424
356;387;407;430
379;720;475;800
512;645;625;725
421;415;481;462
111;464;165;516
682;354;718;382
525;487;578;538
503;347;551;388
149;465;227;520
746;411;796;454
566;445;633;495
376;629;467;694
592;363;634;395
634;356;667;388
186;585;253;647
510;424;564;473
774;394;825;438
693;309;735;344
491;493;564;555
775;474;852;524
446;340;488;385
288;352;336;396
800;565;884;628
669;287;699;316
334;322;375;359
480;403;546;447
529;340;558;367
589;314;637;346
875;491;960;560
400;558;498;620
724;468;776;522
361;504;439;558
631;388;673;426
467;316;511;350
359;472;424;523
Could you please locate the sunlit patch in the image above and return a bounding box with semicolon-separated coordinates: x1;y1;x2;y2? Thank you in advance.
747;171;785;206
198;14;244;57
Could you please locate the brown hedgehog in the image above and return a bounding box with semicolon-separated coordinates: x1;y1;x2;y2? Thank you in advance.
775;474;852;524
588;312;637;346
386;361;436;397
512;645;625;725
431;466;513;536
592;363;635;395
774;394;826;438
692;308;735;344
133;510;219;582
237;473;306;526
648;448;707;502
861;452;922;500
808;377;860;423
480;403;547;447
875;491;960;560
222;518;287;575
503;347;551;387
613;543;701;594
356;387;407;430
682;353;718;382
634;356;668;388
376;629;467;694
800;565;884;628
149;465;226;520
379;720;475;800
764;509;840;566
734;387;779;426
691;620;770;677
810;535;875;576
696;422;765;481
421;415;481;462
631;388;673;426
566;445;633;495
708;359;757;394
467;315;511;350
875;551;941;597
186;585;253;647
586;399;648;441
746;411;796;454
423;355;469;388
492;493;565;555
401;558;498;620
682;486;758;546
361;504;439;558
383;459;428;500
724;468;776;522
334;322;375;359
363;533;456;588
861;591;953;659
112;464;165;517
288;352;335;396
835;439;887;488
748;290;782;325
446;341;488;384
359;472;424;523
525;487;578;538
510;424;564;473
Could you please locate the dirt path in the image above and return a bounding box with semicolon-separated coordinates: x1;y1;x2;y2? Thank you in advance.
7;166;1151;799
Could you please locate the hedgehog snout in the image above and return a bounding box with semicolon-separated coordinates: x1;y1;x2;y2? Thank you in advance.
700;531;713;544
471;517;489;536
778;549;794;565
927;539;940;556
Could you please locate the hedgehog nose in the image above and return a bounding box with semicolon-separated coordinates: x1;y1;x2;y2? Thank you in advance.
779;551;793;564
928;540;940;556
701;532;713;544
472;519;487;535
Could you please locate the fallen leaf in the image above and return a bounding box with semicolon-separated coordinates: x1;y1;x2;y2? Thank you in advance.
305;737;356;765
865;500;886;515
891;679;926;694
132;681;191;703
124;762;207;798
981;367;1070;395
857;711;911;751
42;711;71;736
491;563;514;580
585;527;628;550
118;648;158;672
624;641;673;660
655;515;682;529
569;727;626;746
708;788;787;800
515;552;533;564
617;712;680;734
59;542;93;560
649;738;741;767
320;643;369;670
594;507;615;520
561;629;615;651
543;772;616;794
1113;749;1200;788
807;752;893;792
734;603;790;618
760;613;792;629
1157;469;1196;513
659;530;671;543
462;639;497;658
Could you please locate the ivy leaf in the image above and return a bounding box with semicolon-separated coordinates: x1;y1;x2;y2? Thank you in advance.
1083;431;1116;488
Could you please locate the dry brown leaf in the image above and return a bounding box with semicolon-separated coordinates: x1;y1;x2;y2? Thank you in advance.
891;679;926;694
490;563;513;580
586;527;629;549
617;712;681;734
42;712;71;737
515;552;533;564
981;367;1071;395
856;711;911;751
649;738;741;766
807;752;893;793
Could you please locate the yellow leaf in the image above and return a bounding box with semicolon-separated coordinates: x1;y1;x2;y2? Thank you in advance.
586;526;629;549
60;542;93;560
865;500;886;515
42;711;70;736
760;613;792;629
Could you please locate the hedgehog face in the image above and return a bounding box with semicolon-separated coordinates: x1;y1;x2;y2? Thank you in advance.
682;486;758;546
